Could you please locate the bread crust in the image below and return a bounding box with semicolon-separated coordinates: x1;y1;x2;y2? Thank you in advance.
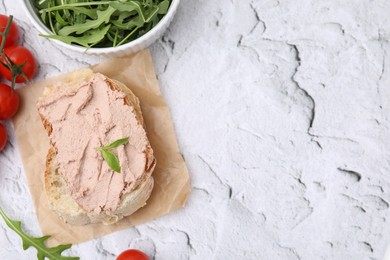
39;69;156;225
45;147;155;225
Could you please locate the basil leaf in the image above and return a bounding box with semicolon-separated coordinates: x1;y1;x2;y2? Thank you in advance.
102;137;129;149
101;150;121;173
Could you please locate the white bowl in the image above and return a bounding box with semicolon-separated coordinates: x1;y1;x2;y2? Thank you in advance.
21;0;180;57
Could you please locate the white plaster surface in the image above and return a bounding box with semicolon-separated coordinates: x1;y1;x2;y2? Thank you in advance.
1;0;390;259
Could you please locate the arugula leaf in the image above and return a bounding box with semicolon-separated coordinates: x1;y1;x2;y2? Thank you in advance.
47;0;56;33
125;1;147;22
117;25;141;46
55;11;68;26
49;7;98;19
101;150;121;173
39;1;111;12
109;1;138;12
112;16;144;30
34;0;172;48
58;6;116;36
144;5;160;23
0;207;79;260
40;25;111;48
158;0;170;14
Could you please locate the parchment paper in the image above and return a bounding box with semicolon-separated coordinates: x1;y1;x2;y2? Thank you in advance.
12;49;190;245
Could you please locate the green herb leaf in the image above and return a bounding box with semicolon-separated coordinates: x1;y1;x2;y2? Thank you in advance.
144;5;160;23
40;24;111;48
39;1;111;12
34;0;172;48
101;149;121;173
102;137;129;150
109;1;137;12
158;0;170;14
126;1;147;22
46;7;98;19
111;16;144;30
96;137;129;173
58;6;116;36
0;207;79;260
55;11;68;26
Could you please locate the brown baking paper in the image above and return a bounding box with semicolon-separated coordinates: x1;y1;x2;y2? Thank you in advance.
12;49;190;245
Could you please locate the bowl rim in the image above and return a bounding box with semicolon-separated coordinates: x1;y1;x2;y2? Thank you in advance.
21;0;180;54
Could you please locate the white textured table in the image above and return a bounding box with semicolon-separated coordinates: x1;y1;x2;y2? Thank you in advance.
1;0;390;259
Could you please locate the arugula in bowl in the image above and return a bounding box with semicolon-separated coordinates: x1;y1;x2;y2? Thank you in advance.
33;0;171;48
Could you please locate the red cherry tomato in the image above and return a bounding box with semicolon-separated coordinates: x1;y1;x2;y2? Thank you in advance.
0;15;19;47
116;249;149;260
0;46;37;83
0;124;7;151
0;84;19;120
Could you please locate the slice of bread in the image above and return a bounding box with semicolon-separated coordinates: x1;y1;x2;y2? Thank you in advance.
38;69;156;225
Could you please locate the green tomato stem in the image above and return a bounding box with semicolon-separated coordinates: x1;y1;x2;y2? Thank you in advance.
0;15;13;53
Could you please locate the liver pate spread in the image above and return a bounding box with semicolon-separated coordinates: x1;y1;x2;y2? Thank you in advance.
37;74;152;213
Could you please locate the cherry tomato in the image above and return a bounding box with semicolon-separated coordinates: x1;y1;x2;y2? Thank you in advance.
0;84;19;120
0;15;19;48
0;124;7;151
116;249;149;260
0;46;37;83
